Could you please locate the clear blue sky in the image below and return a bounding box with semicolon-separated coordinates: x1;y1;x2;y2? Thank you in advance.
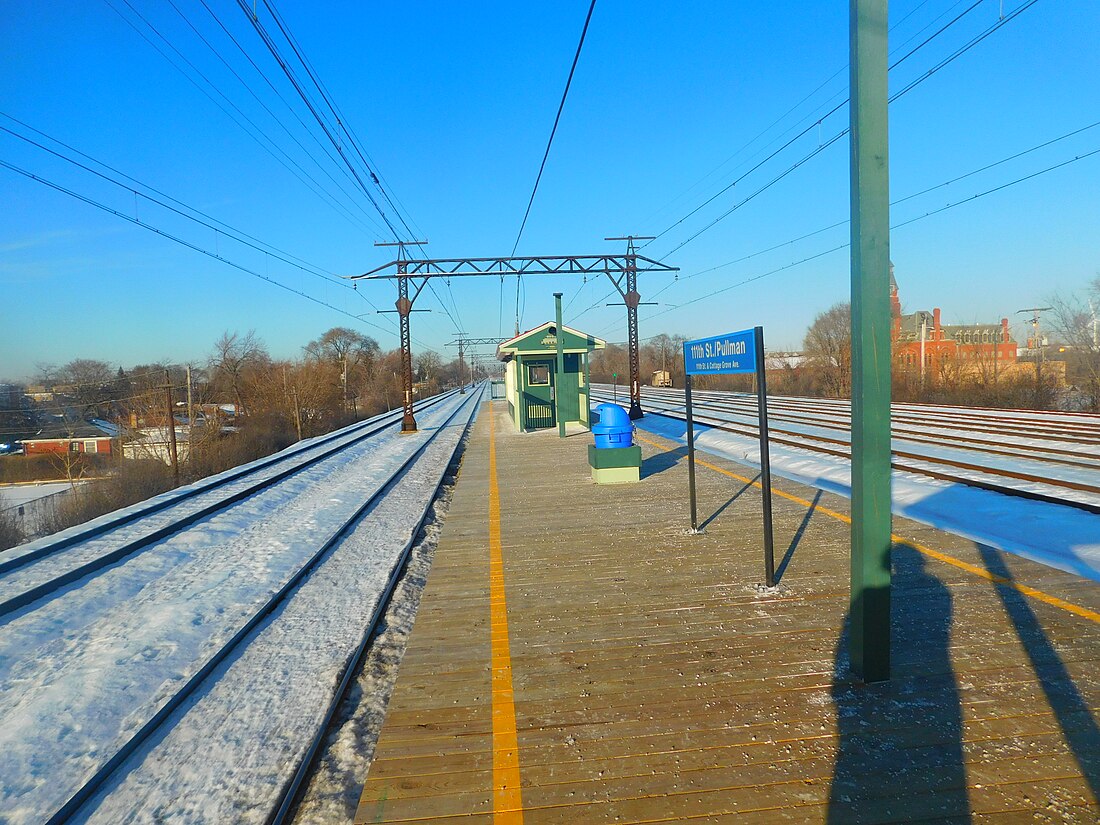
2;0;1098;381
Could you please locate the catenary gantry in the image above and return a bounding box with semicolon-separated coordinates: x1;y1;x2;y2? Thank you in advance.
349;239;678;431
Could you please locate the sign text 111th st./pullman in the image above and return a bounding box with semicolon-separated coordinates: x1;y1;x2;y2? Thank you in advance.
683;329;756;375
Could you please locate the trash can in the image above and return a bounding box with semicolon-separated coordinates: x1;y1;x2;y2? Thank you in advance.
592;403;634;449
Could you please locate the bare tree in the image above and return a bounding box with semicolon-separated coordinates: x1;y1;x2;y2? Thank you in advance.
59;359;114;413
1047;275;1100;411
415;350;443;385
803;302;852;398
304;327;380;367
209;331;268;415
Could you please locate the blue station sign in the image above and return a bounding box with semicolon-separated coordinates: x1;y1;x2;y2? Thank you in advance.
683;328;757;375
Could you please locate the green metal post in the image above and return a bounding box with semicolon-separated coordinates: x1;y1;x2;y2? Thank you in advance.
555;292;566;438
849;0;892;683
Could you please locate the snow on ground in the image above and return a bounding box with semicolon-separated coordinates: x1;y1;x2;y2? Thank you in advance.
0;393;472;824
0;482;78;510
72;390;480;824
0;403;408;569
634;411;1100;583
289;453;459;824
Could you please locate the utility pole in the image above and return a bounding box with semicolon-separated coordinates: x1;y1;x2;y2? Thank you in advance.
455;334;467;394
555;292;566;438
164;369;180;487
375;240;430;433
292;386;303;440
849;0;892;684
1018;307;1053;408
919;316;927;389
186;364;194;447
604;236;657;420
342;353;349;413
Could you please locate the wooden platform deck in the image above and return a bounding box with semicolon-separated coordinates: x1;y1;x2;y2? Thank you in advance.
356;399;1100;824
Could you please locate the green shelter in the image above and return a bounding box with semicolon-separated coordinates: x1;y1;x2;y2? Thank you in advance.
498;321;605;431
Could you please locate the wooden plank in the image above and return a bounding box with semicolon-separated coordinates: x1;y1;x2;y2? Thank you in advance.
356;401;1100;824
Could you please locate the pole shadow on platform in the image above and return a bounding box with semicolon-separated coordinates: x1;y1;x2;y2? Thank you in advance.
828;545;969;821
977;544;1100;802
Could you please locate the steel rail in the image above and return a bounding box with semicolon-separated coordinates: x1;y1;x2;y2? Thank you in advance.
592;390;1100;515
0;391;460;578
268;385;483;825
664;387;1100;443
660;385;1100;432
45;389;480;825
0;391;459;619
645;392;1100;469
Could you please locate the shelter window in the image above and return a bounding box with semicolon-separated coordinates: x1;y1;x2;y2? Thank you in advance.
527;364;550;386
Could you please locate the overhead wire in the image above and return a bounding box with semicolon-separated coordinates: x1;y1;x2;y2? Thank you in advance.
162;0;392;238
0;115;385;313
103;0;384;239
260;0;422;240
603;144;1100;333
233;1;455;344
0;158;412;344
507;0;597;333
647;0;1016;257
563;0;1001;318
635;0;945;233
235;0;402;240
655;116;1100;299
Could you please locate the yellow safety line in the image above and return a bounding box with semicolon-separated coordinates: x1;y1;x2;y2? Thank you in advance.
488;408;525;823
636;433;1100;624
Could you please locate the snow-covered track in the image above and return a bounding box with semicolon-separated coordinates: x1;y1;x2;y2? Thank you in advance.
0;387;483;824
0;391;458;619
594;386;1100;514
266;390;480;825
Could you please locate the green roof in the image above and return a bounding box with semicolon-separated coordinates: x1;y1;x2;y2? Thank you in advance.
497;322;605;359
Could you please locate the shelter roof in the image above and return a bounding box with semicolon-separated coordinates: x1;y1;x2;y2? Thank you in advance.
497;322;605;361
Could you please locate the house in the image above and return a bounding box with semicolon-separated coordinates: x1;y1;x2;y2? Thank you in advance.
19;420;116;456
122;426;190;464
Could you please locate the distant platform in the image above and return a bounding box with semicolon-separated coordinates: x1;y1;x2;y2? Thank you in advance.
356;400;1099;823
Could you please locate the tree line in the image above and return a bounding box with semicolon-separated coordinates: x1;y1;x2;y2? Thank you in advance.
1;327;470;549
589;276;1100;412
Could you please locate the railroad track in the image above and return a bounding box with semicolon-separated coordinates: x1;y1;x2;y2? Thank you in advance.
0;390;458;619
0;387;483;824
592;386;1100;514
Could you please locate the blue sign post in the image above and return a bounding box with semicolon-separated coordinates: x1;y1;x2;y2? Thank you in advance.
683;326;776;586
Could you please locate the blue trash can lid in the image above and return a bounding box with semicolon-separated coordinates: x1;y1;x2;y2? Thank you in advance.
594;403;631;428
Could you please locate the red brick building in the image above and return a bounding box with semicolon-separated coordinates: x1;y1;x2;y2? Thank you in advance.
20;421;116;456
890;265;1016;373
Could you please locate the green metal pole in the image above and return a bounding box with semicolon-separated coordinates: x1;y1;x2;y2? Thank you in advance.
849;0;892;683
555;292;566;438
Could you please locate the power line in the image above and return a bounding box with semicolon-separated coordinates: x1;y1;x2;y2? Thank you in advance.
649;116;1100;298
0;158;410;343
509;0;597;333
645;0;1037;256
104;0;384;239
260;0;423;241
510;0;597;257
607;144;1100;331
0;116;381;309
236;0;403;240
163;0;392;238
634;0;949;233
